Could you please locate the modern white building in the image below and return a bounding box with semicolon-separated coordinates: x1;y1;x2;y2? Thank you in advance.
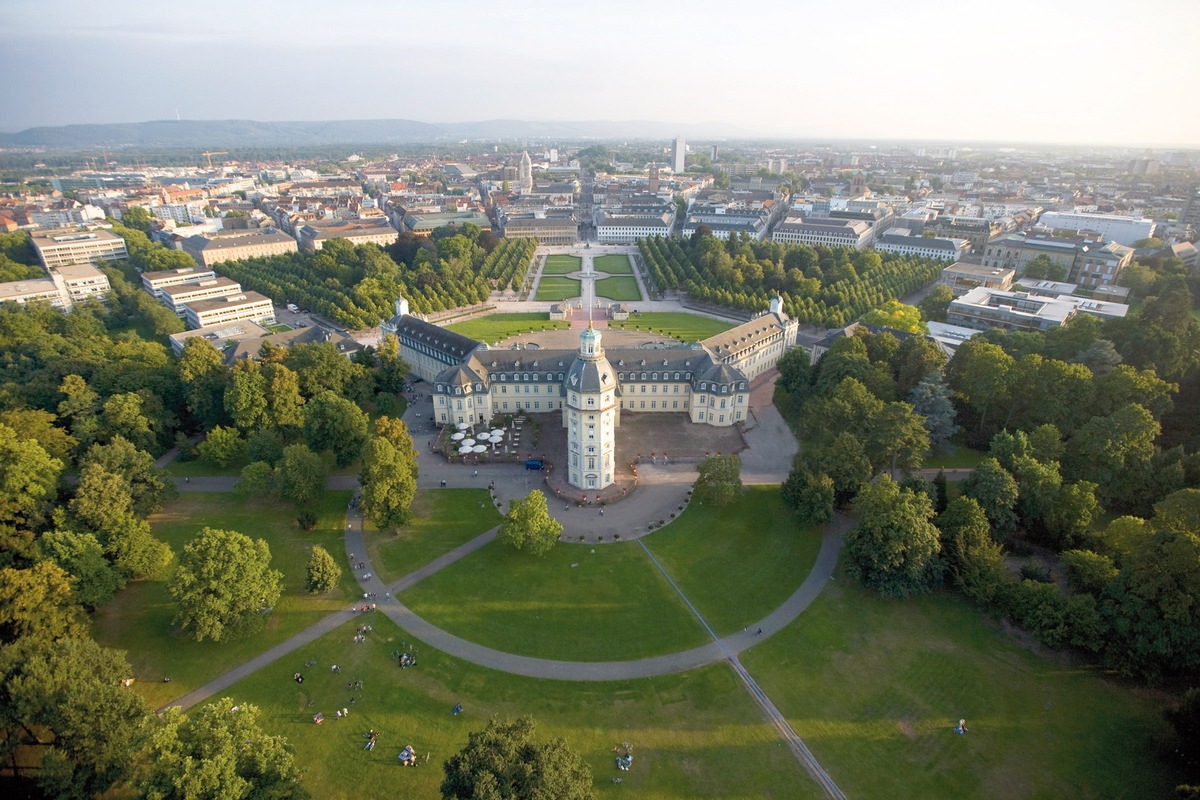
0;263;110;310
160;277;246;317
141;266;219;300
183;290;275;330
31;229;128;269
671;138;686;173
596;213;673;244
1037;212;1155;247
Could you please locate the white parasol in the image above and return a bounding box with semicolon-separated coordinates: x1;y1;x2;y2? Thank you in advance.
472;444;487;453
451;432;465;441
458;445;473;454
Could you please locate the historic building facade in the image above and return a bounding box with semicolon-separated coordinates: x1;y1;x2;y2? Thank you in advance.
382;297;798;491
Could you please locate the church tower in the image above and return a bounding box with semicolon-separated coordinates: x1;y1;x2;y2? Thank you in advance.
564;325;619;491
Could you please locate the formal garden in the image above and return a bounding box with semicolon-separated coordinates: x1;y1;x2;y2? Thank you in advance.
594;254;634;274
609;311;734;343
594;275;641;301
445;312;568;343
535;276;582;301
543;254;583;275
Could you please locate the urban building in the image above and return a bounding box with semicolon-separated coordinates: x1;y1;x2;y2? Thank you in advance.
947;287;1077;332
596;213;673;244
31;228;128;269
502;216;578;245
518;152;533;194
1037;211;1155;247
182;228;298;267
53;264;111;304
183;290;275;330
141;266;219;300
982;232;1132;288
298;219;398;251
772;217;873;249
938;263;1015;297
671;138;686;173
874;231;970;261
0;276;71;309
159;277;245;317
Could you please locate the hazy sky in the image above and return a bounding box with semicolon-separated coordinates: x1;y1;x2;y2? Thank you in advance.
3;0;1197;146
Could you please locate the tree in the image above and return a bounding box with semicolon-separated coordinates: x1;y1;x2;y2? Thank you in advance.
860;300;925;334
0;409;76;463
692;454;742;506
1060;549;1118;596
79;436;175;516
133;698;307;800
170;527;282;642
946;340;1015;436
376;332;411;394
866;401;930;476
960;458;1019;536
224;359;268;431
498;491;562;556
1103;528;1200;678
302;390;369;467
263;363;305;431
276;444;327;506
359;438;417;530
441;716;593;800
810;432;873;504
845;475;941;598
305;545;341;594
1166;688;1200;762
0;422;63;533
39;529;122;608
373;415;419;478
121;205;154;234
0;636;150;799
775;347;811;396
937;496;1005;604
235;460;275;498
908;374;958;450
1074;339;1123;375
1022;254;1068;281
781;460;834;525
0;561;87;645
177;338;228;428
1044;480;1101;549
917;284;954;323
196;425;246;468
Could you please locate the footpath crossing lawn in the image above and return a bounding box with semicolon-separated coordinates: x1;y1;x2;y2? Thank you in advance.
610;311;734;343
740;568;1185;799
220;614;822;799
366;488;500;582
543;254;582;274
644;487;822;636
399;538;711;661
446;313;568;343
91;491;355;709
535;276;581;301
594;275;641;301
594;253;634;274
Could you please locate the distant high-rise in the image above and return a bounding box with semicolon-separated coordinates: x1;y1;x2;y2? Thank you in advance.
648;165;660;194
518;151;533;193
710;145;719;161
671;138;686;173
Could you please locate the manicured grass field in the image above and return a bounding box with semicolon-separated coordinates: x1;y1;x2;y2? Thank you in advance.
535;276;582;301
644;487;823;635
446;313;568;343
219;614;823;799
594;276;641;301
610;312;734;343
543;254;582;274
740;569;1185;799
366;488;500;582
91;491;355;709
594;254;634;274
399;539;711;661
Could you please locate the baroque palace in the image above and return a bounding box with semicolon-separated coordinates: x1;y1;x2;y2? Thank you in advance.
383;298;798;491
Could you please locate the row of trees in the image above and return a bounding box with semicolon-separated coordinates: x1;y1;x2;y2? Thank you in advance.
637;231;945;326
212;231;536;329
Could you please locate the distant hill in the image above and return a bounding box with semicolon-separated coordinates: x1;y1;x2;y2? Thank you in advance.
0;118;752;149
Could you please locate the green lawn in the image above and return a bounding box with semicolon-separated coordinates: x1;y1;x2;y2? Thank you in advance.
594;276;641;301
610;312;734;343
740;569;1185;799
399;539;711;661
644;487;823;635
90;491;356;709
219;614;822;799
446;313;569;343
267;323;293;333
366;488;501;582
544;254;582;274
923;442;988;471
536;276;582;301
594;254;634;274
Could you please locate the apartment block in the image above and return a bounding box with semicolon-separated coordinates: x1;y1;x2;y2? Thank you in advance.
31;228;128;269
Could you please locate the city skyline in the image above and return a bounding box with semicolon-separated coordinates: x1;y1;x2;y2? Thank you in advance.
2;0;1198;148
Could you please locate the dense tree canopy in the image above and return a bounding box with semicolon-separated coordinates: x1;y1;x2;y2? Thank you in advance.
170;528;282;642
499;491;562;556
441;716;593;800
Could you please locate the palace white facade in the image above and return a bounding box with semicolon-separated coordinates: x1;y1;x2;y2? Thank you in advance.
383;297;798;491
